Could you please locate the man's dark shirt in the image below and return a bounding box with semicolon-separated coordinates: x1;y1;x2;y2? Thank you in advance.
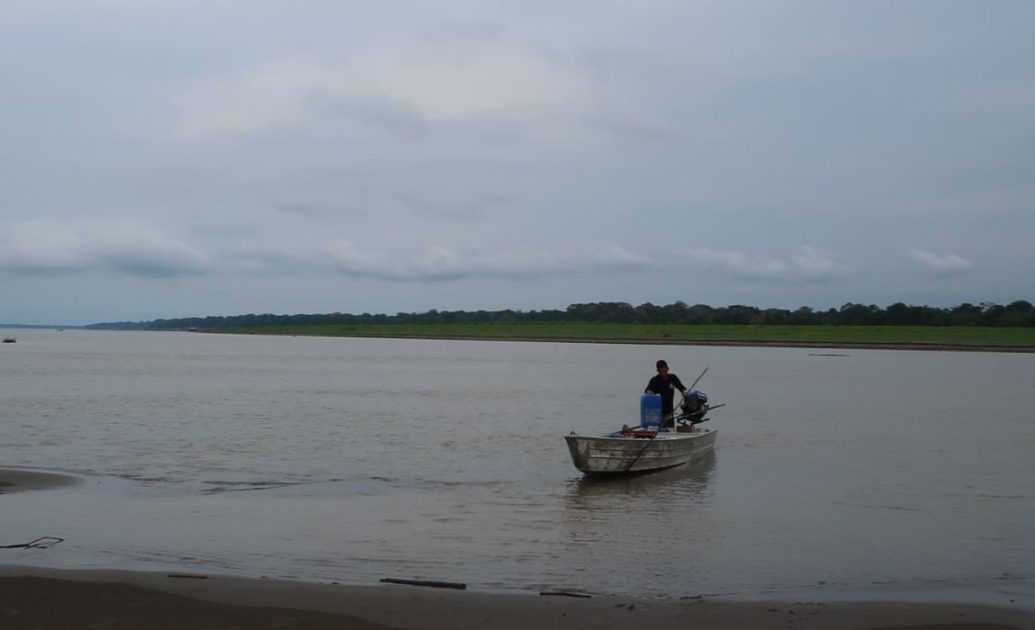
645;374;687;417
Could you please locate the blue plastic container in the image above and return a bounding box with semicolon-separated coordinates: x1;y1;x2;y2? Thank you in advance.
640;394;662;428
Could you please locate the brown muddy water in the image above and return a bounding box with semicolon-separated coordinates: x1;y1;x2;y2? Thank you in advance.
1;328;1033;605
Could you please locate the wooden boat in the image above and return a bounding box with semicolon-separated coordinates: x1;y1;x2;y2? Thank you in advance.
2;337;15;343
565;390;723;475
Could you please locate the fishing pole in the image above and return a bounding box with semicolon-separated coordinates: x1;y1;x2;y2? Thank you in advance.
663;366;709;424
687;366;708;392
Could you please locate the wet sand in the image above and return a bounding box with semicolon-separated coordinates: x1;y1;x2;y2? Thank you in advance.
0;468;80;494
0;567;1030;630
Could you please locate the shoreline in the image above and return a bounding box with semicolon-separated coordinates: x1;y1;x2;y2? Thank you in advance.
219;331;1035;353
0;566;1031;630
17;326;1034;352
0;468;81;494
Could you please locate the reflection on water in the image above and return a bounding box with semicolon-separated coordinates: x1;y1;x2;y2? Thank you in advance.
561;454;716;547
568;452;717;500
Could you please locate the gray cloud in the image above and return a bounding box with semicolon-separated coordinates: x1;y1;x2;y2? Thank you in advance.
1;2;1033;323
273;202;336;219
0;222;211;278
681;246;849;283
910;249;975;275
307;90;433;140
319;240;650;282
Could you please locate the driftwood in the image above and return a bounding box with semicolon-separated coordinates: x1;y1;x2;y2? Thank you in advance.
539;590;592;598
0;536;64;550
380;577;467;590
167;574;209;579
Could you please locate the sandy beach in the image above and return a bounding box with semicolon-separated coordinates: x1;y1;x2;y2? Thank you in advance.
1;566;1032;630
3;470;1033;629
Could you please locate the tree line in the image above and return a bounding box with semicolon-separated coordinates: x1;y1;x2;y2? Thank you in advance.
87;300;1035;330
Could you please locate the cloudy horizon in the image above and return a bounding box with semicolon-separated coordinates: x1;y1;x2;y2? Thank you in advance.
2;2;1033;326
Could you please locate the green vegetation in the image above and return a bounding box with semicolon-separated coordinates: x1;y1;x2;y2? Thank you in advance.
217;323;1035;349
89;299;1035;331
86;299;1035;349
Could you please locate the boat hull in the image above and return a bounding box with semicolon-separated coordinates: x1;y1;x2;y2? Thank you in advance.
564;429;717;475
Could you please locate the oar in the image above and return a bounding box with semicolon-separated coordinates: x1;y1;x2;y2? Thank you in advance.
672;398;726;427
678;403;725;426
624;431;657;472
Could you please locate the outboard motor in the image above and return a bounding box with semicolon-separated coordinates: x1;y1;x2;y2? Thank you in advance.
681;390;708;415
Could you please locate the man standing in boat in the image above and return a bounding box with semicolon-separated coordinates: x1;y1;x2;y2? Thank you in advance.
644;360;689;428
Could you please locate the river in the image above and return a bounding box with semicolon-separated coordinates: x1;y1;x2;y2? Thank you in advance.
1;328;1032;604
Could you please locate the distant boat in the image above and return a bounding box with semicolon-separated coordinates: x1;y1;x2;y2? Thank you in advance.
2;337;15;343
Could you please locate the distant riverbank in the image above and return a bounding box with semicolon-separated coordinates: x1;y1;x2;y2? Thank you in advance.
209;323;1035;353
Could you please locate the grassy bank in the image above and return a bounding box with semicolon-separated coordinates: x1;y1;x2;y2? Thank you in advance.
215;323;1035;350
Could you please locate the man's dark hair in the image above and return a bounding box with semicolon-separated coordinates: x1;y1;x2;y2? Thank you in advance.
656;360;668;370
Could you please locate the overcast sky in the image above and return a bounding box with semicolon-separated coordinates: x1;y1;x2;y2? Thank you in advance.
2;1;1033;325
